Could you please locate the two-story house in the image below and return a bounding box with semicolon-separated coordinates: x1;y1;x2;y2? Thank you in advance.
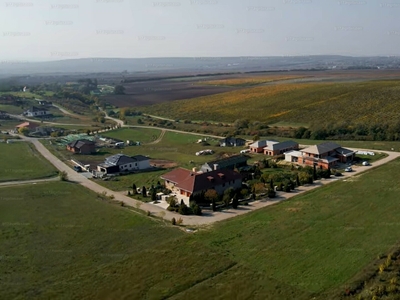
298;142;356;169
161;168;242;206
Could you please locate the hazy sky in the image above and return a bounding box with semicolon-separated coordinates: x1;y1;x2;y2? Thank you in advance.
0;0;399;61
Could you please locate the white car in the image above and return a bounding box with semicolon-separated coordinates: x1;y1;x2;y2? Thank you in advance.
362;161;370;166
345;167;352;172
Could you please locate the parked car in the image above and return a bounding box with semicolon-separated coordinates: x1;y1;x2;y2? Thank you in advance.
73;165;82;172
345;167;352;172
362;161;370;166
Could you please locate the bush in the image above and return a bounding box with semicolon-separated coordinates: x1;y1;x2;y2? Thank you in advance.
146;210;151;216
171;217;176;225
192;204;202;216
59;171;68;181
267;188;276;198
167;206;176;212
176;217;183;225
178;203;190;215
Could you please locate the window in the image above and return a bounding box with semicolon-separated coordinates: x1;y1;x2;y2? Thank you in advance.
135;163;137;166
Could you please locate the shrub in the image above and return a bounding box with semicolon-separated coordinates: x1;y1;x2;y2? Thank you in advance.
59;171;68;181
178;203;190;215
267;188;276;198
167;206;176;212
171;217;176;225
192;204;202;216
146;210;151;216
176;217;183;225
232;195;239;209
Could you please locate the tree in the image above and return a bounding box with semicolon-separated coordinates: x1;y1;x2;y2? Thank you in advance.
142;186;147;197
151;189;157;201
296;174;301;186
205;189;219;203
168;196;177;207
313;165;318;181
18;127;29;136
270;179;274;190
114;85;125;95
232;194;239;209
132;183;137;194
192;204;202;216
178;202;190;215
212;198;217;212
222;188;235;207
59;171;68;181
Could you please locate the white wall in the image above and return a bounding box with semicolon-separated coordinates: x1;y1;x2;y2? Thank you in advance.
118;159;150;172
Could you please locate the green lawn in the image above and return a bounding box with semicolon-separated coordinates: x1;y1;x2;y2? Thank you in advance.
2;160;400;299
0;142;58;182
100;127;163;144
0;104;24;114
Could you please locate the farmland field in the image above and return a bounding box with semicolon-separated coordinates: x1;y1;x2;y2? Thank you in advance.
200;75;311;86
2;160;400;299
0;142;57;182
142;80;400;129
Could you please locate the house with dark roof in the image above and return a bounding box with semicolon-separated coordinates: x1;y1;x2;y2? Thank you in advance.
67;139;96;154
200;154;249;173
219;137;246;147
298;142;356;169
263;140;299;156
249;140;279;153
23;106;50;117
161;168;242;206
97;154;150;174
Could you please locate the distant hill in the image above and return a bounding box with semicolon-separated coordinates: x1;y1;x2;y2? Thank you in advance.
0;56;399;75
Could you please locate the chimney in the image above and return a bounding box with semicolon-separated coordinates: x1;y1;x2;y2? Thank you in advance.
213;164;219;171
207;176;214;182
217;173;225;179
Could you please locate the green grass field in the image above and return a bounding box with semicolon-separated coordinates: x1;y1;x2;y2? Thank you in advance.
100;127;163;144
2;160;400;299
0;142;58;182
142;80;400;129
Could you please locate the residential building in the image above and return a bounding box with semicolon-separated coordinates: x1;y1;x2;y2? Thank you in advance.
249;140;278;153
200;154;249;173
219;137;246;147
38;100;53;106
15;122;39;132
23;106;50;117
298;142;356;169
284;150;303;163
67;139;96;154
263;140;299;156
97;154;150;174
161;168;242;206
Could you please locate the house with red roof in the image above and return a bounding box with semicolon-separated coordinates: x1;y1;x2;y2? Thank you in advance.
160;168;242;206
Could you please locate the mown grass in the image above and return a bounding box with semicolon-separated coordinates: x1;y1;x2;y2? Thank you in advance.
0;142;58;182
143;80;400;128
100;127;163;144
2;160;400;299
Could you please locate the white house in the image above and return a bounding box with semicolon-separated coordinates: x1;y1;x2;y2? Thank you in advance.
284;150;303;163
97;154;151;174
24;106;50;117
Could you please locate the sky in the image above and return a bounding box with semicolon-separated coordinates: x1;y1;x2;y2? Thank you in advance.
0;0;399;61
